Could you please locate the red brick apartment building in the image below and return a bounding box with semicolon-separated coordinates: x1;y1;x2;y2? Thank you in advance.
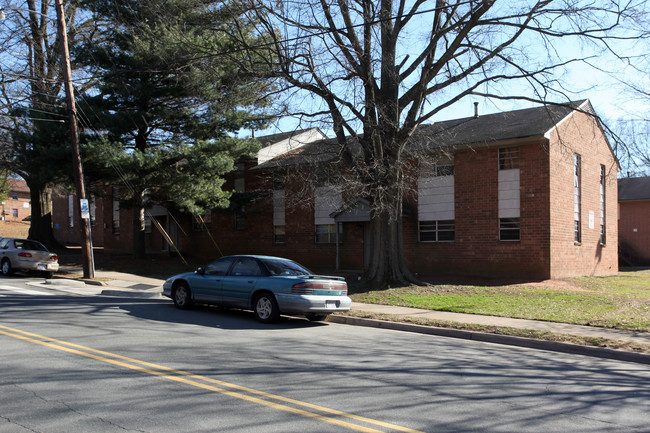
54;100;619;279
618;176;650;265
2;178;31;222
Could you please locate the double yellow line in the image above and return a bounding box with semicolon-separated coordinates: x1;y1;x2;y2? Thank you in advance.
0;324;424;433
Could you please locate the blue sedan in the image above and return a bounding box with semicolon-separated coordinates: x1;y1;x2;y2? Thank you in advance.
162;255;351;323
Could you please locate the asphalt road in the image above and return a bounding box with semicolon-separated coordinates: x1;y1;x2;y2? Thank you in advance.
1;277;649;433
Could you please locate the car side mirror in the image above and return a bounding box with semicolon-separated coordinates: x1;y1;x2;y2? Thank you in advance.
196;267;205;275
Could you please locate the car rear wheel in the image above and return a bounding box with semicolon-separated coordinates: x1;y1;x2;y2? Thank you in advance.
253;293;280;323
42;271;54;279
305;314;328;322
1;259;13;276
173;282;194;310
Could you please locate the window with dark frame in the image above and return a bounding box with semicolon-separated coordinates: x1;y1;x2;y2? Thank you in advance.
499;218;520;241
574;154;581;243
418;220;455;242
600;165;606;245
273;172;286;190
235;210;246;230
499;147;520;170
273;225;286;243
315;224;341;243
192;214;212;231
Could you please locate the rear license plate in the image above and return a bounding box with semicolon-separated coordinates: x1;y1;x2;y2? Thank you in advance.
37;264;47;271
326;301;338;308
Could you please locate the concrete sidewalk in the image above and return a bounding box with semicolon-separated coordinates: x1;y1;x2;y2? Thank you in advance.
56;266;650;364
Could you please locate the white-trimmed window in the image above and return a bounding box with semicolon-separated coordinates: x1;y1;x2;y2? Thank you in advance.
499;147;519;170
68;194;74;228
498;148;520;241
419;220;455;242
112;188;120;234
273;188;285;243
314;185;342;243
418;155;455;242
574;154;582;243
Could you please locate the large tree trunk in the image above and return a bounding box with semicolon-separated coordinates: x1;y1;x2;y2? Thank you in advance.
26;181;61;250
362;157;420;288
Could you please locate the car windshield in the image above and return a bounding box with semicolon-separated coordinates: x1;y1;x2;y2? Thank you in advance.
14;240;48;251
261;258;312;276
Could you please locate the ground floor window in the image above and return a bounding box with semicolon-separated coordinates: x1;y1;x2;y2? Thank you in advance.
192;214;212;231
419;220;455;242
274;225;286;243
499;218;520;241
315;224;341;243
235;210;246;230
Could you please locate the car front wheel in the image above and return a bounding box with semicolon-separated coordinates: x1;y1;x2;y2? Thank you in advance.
172;282;194;310
1;259;13;276
253;293;280;323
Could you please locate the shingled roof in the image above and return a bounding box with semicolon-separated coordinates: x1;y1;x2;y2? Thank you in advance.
412;99;591;149
619;176;650;201
255;100;592;170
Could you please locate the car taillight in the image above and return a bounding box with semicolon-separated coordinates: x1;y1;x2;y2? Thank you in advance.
18;252;32;257
50;255;58;261
291;282;347;295
291;283;313;294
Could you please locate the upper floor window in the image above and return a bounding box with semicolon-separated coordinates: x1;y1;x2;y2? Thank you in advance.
499;147;519;170
574;154;582;243
600;165;606;245
234;163;245;193
419;155;454;177
11;192;18;200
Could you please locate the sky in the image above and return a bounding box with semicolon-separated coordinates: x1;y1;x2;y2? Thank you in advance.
251;1;649;141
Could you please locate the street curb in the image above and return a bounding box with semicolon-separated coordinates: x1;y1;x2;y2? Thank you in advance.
100;289;162;298
328;315;650;365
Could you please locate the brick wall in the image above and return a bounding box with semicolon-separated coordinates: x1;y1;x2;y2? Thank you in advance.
547;110;618;278
3;179;31;222
51;187;106;247
619;201;650;265
86;111;618;279
406;141;553;279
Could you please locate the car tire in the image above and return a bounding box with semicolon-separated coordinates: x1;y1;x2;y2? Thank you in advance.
253;293;280;323
1;259;13;276
42;271;54;279
172;282;194;310
305;314;328;322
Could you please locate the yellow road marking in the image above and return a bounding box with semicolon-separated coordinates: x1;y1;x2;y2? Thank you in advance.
0;324;424;433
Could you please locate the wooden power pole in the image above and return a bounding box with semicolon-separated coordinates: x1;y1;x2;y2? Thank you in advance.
54;0;95;279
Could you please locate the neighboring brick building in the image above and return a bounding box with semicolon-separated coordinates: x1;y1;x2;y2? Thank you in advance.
2;178;31;222
51;187;106;247
53;101;619;279
618;176;650;266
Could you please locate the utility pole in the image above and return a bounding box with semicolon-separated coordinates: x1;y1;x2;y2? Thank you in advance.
54;0;95;279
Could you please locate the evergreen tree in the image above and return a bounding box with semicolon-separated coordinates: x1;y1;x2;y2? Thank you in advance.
75;0;274;257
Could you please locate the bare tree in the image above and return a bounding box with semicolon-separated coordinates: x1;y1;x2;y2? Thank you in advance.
231;0;647;287
0;0;95;247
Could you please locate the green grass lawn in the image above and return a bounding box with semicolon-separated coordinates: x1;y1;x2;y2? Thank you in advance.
350;268;650;331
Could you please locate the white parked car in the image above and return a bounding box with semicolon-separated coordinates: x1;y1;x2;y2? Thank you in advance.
0;237;59;278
